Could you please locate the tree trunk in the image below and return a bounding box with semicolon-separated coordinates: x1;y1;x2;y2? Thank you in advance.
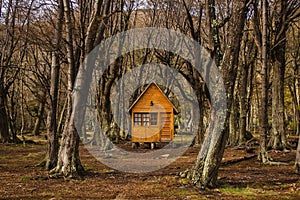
45;0;64;170
50;0;84;177
269;0;289;150
296;133;300;173
238;63;250;144
258;0;271;163
182;0;250;188
7;84;18;143
51;113;84;177
192;83;205;146
97;76;115;143
32;91;46;136
184;113;228;188
229;96;239;146
269;61;286;150
295;60;300;136
290;63;300;135
57;97;67;135
51;0;112;177
45;52;60;170
194;102;204;146
0;88;10;143
95;59;125;144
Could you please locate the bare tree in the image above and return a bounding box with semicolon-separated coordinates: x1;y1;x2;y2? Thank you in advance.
269;0;300;150
50;0;113;177
180;0;251;188
44;0;64;170
0;0;33;142
237;32;257;145
296;121;300;172
258;0;271;163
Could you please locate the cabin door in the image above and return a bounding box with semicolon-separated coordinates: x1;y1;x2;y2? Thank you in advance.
160;112;172;142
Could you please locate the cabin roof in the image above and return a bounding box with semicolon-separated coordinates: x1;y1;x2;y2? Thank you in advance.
128;82;179;114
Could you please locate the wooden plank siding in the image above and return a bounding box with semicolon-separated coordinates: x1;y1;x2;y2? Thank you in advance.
130;83;178;144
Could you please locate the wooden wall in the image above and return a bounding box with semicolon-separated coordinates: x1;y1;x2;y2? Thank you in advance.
131;84;175;143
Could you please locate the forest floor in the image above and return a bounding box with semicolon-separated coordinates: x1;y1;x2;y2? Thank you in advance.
0;135;300;199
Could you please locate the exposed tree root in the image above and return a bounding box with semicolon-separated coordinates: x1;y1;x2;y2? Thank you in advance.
262;161;289;166
221;155;257;166
179;160;210;189
36;159;46;168
49;166;84;180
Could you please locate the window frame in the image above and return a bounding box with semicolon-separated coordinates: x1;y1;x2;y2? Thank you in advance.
150;113;158;125
133;112;158;126
134;113;142;126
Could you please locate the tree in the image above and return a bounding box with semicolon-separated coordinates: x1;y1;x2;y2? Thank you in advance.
180;0;251;188
288;21;300;136
0;0;33;143
50;0;113;177
93;0;135;145
258;0;271;163
268;0;300;150
296;132;300;172
237;33;256;145
0;0;17;143
42;0;64;170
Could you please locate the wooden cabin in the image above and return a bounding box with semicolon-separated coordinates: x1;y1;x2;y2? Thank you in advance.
129;83;179;149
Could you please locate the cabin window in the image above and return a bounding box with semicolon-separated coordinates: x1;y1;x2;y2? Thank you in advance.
150;113;158;125
143;113;150;126
134;113;142;125
134;113;158;126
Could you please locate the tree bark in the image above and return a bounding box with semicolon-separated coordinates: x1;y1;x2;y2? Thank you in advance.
295;29;300;136
238;63;250;144
57;97;68;135
258;0;271;163
97;75;115;142
50;0;83;177
32;91;46;136
51;113;84;177
269;0;289;150
0;88;10;143
0;0;18;143
290;62;300;135
51;0;112;177
182;0;250;188
45;0;64;170
296;123;300;173
269;60;286;150
229;96;239;145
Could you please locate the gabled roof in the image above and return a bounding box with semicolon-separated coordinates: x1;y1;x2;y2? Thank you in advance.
128;82;179;114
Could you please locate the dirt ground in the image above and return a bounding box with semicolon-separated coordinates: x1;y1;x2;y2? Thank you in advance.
1;138;300;200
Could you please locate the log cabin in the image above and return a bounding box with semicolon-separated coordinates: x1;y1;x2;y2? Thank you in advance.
129;82;179;149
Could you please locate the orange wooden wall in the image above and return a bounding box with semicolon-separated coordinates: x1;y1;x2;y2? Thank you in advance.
131;83;175;143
